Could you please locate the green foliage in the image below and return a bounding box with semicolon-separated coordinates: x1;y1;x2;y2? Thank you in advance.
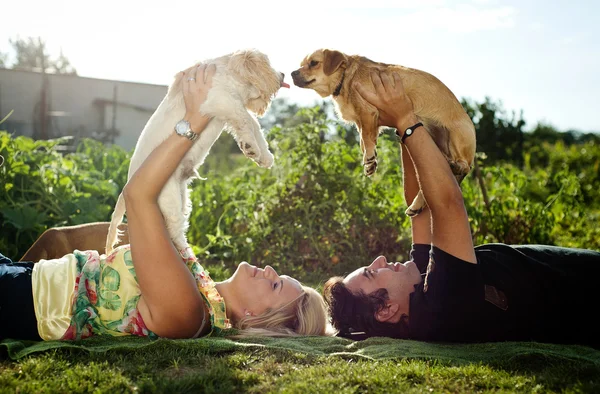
187;107;600;281
1;107;598;277
461;139;600;249
461;97;600;168
462;97;526;166
188;107;411;282
0;132;129;258
525;140;600;206
526;122;600;147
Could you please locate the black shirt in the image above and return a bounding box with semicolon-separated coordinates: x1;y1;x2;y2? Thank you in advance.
407;243;600;348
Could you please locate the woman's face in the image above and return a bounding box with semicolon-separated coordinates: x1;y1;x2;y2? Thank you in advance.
229;262;303;318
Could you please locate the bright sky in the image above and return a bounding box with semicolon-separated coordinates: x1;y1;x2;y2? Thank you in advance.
2;0;599;132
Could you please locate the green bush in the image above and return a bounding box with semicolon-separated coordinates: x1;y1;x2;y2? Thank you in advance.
0;132;130;258
186;108;600;280
187;107;412;283
1;108;598;282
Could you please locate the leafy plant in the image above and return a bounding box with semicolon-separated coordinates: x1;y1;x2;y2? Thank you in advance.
0;132;130;258
1;107;598;279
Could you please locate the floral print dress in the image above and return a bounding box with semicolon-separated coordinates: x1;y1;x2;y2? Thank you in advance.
60;245;230;340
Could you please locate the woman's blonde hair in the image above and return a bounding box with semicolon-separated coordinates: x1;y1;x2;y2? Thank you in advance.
232;285;333;337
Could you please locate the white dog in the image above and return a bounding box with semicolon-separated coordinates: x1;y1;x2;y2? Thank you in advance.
105;49;288;255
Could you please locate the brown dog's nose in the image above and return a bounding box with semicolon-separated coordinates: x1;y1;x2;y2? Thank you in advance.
291;70;300;77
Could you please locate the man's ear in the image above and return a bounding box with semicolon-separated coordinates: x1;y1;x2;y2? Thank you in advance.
375;303;399;323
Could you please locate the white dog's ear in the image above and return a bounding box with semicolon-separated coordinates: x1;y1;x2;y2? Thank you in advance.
248;85;261;100
228;49;274;92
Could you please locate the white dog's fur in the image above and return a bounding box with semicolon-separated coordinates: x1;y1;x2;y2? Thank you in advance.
105;49;284;255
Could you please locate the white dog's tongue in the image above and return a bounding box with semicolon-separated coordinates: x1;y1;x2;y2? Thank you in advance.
281;81;290;88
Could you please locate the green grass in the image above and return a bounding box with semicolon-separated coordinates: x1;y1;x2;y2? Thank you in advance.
2;119;600;393
2;338;599;393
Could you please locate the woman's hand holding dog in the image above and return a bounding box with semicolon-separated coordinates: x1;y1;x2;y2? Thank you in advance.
354;72;419;137
180;63;217;133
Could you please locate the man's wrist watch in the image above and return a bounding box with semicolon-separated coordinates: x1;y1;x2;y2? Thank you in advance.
399;122;424;144
174;119;199;142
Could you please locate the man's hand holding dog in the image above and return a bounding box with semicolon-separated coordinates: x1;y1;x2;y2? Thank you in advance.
354;71;419;137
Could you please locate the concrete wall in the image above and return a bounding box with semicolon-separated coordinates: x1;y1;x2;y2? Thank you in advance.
0;68;168;150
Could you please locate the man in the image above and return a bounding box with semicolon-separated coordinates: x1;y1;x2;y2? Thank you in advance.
323;71;600;348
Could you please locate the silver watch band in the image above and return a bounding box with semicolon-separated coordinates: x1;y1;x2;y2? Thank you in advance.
184;130;199;141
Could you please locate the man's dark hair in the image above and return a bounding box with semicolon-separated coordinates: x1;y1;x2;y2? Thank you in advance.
322;276;409;339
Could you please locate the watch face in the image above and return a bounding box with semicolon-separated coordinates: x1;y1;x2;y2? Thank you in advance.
175;120;190;135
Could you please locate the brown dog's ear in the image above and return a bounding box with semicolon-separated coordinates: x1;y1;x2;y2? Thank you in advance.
323;50;347;76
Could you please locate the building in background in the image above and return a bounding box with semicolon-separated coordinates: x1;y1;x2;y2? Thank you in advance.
0;68;167;150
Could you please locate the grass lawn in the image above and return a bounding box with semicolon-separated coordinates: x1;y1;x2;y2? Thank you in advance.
1;336;599;393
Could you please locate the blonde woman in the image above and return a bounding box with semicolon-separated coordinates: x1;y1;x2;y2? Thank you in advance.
0;64;329;341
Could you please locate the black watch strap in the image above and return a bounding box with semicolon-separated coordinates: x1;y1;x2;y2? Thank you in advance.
397;122;423;144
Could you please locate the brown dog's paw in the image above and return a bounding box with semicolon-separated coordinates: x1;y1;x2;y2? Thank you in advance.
363;160;378;176
363;150;378;176
449;159;472;183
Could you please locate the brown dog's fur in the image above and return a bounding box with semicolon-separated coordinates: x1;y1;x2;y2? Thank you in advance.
20;222;129;262
291;49;476;215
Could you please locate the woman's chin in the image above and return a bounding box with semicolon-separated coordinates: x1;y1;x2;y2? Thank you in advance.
232;261;253;280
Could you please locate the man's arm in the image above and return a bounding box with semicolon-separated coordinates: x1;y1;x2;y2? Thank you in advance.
400;144;432;246
402;119;476;263
356;72;476;263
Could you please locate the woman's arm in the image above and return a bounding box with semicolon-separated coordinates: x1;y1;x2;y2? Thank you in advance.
400;144;432;246
356;72;476;263
123;64;217;338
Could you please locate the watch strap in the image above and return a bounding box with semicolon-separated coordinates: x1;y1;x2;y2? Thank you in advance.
398;122;423;144
184;130;199;141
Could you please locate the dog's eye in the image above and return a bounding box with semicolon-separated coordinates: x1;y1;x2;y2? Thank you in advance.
309;60;319;68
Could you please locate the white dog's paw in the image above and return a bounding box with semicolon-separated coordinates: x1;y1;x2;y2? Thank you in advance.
238;140;261;161
255;150;274;168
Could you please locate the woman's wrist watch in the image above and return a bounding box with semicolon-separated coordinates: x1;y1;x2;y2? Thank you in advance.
174;119;199;141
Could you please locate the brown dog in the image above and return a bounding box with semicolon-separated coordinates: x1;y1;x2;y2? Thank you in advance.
20;222;129;262
291;49;476;215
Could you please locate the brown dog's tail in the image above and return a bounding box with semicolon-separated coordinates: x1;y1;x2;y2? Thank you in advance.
105;193;126;255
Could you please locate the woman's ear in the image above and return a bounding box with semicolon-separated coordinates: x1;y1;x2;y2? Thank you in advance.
375;303;399;323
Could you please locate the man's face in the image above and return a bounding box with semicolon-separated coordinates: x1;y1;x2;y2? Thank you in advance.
343;255;422;320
